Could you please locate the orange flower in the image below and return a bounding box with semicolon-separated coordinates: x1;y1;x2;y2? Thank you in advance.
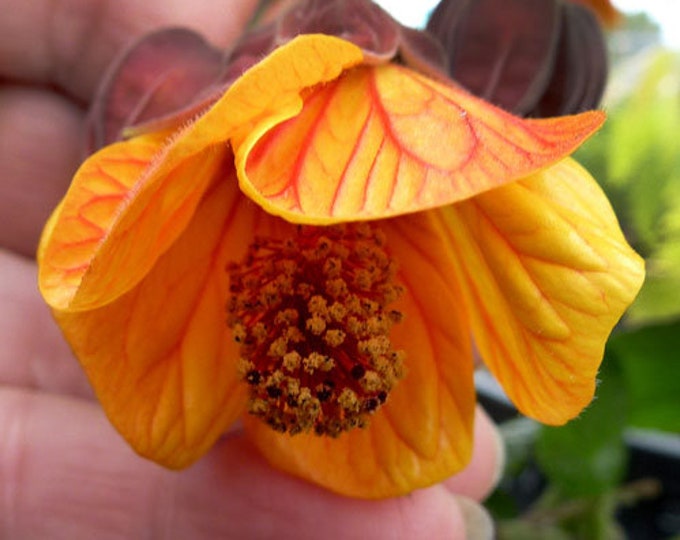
38;34;643;498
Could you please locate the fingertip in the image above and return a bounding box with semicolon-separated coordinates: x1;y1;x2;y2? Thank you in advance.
444;406;506;501
451;495;495;540
194;436;473;539
0;0;260;100
0;87;82;256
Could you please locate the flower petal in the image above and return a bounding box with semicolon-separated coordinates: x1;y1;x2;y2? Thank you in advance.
244;212;476;498
38;133;230;311
436;158;644;424
51;177;282;469
40;35;364;313
204;34;364;141
236;62;605;223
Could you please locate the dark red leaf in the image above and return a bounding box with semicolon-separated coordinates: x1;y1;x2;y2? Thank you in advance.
427;0;562;114
86;28;224;151
276;0;400;64
529;3;608;116
398;26;450;81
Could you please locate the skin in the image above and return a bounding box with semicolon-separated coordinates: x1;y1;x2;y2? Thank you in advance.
0;0;503;537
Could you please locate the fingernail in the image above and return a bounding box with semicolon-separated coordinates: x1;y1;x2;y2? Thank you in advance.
454;496;495;540
490;420;506;489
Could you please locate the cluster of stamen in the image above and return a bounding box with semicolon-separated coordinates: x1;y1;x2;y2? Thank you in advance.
227;223;405;437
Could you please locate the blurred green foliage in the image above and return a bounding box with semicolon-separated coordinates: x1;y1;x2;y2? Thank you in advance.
576;48;680;325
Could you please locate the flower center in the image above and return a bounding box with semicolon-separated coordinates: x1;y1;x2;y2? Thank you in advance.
227;223;405;437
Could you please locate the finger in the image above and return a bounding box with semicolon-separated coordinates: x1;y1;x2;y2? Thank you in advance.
0;0;259;101
0;387;478;539
0;87;83;256
0;250;92;398
445;406;505;501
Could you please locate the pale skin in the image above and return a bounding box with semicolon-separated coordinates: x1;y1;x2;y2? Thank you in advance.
0;0;503;537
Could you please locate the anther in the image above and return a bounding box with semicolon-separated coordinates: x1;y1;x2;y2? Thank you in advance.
227;223;405;438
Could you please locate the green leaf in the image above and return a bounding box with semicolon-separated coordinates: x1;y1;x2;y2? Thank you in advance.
609;321;680;432
535;358;629;497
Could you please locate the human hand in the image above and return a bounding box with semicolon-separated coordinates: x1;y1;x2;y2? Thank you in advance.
0;1;503;537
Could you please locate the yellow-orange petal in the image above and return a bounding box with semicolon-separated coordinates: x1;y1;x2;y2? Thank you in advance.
39;35;364;313
51;177;285;468
436;158;644;424
235;62;605;224
38;131;229;311
244;212;476;498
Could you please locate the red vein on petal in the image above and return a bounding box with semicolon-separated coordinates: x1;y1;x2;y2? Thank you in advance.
266;80;344;211
330;96;375;214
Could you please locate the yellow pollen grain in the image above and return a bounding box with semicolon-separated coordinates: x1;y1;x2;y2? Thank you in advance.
259;282;281;307
284;326;304;343
306;316;326;335
361;298;379;314
346;316;364;337
252;322;268;342
338;388;360;413
324;329;346;347
286;378;301;396
346;295;362;314
329;302;347;322
268;337;288;357
325;278;348;298
301;395;321;415
366;315;389;335
236;358;255;378
274;274;294;295
275;308;299;325
232;324;247;343
266;369;284;387
353;269;373;290
372;356;391;375
250;399;269;414
359;335;391;358
381;284;403;304
308;295;329;317
320;356;335;371
360;370;383;392
303;352;327;373
282;351;302;372
298;386;313;403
